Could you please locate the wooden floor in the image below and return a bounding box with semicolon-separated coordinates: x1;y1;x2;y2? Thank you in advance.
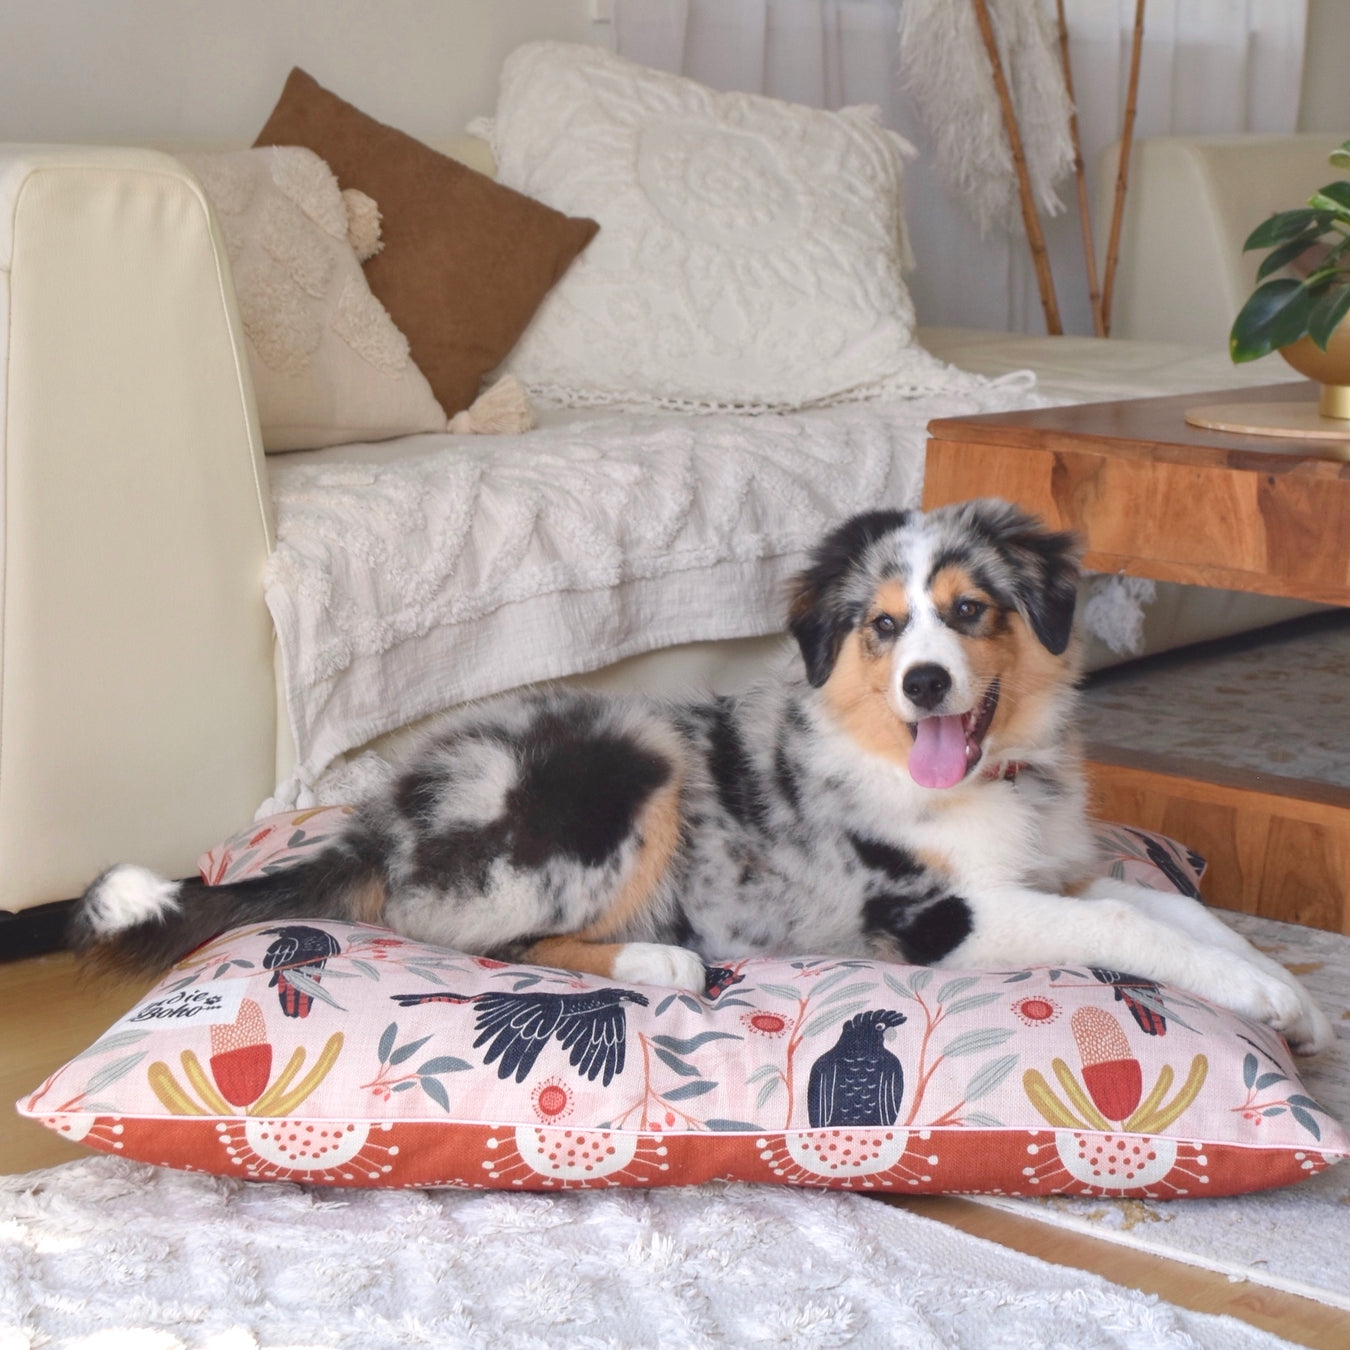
3;951;1347;1348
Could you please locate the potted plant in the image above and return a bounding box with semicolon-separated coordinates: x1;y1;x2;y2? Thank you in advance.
1229;139;1350;416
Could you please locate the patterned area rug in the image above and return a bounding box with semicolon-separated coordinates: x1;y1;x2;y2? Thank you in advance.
1081;613;1350;788
970;911;1350;1309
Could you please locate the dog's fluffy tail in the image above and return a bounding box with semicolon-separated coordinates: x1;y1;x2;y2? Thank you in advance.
69;835;388;977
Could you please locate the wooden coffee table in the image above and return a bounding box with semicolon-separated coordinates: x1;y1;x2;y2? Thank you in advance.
923;381;1350;934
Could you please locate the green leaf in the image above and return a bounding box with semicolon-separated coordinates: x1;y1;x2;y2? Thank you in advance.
942;1026;1015;1058
651;1031;742;1055
663;1079;717;1102
1291;1107;1323;1140
801;1002;869;1039
1310;180;1350;215
417;1056;471;1075
944;991;1006;1018
378;1022;398;1065
1242;1053;1258;1089
420;1076;452;1112
758;983;805;1002
964;1053;1020;1102
76;1028;151;1060
1254;230;1329;282
83;1052;147;1097
388;1034;432;1066
1308;285;1350;348
653;1047;701;1078
1331;141;1350;170
756;1078;782;1110
1229;278;1315;362
1287;1094;1325;1112
747;1063;783;1084
815;982;875;1009
705;1118;763;1132
936;976;981;1004
1243;208;1322;250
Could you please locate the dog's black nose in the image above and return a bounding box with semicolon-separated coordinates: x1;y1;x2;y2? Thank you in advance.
902;663;952;711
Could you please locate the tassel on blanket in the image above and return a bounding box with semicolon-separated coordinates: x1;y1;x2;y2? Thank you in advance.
449;374;537;435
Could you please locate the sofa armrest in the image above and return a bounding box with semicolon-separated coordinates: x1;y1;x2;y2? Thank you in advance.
1095;133;1339;347
0;146;275;913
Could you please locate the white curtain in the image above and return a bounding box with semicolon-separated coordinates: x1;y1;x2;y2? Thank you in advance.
613;0;1308;336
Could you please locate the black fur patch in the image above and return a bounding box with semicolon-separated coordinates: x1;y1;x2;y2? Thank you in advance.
707;697;769;833
506;718;672;868
849;834;923;882
789;510;912;686
863;891;973;964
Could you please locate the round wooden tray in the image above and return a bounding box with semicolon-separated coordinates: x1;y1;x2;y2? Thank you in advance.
1185;400;1350;441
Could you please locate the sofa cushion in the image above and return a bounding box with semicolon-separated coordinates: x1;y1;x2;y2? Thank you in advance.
182;147;447;452
254;67;599;418
486;42;975;412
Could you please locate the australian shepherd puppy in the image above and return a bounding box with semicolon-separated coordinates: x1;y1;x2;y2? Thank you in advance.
74;499;1331;1053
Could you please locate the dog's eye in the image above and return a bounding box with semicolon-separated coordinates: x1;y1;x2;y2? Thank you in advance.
954;598;987;623
870;613;897;638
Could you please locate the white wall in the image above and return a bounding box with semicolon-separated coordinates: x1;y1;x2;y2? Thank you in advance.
1299;0;1350;134
0;0;610;145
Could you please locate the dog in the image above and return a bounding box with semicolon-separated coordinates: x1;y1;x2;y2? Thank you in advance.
73;498;1332;1054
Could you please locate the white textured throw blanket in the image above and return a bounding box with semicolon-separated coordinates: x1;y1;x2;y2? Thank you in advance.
0;1161;1300;1350
265;382;1042;808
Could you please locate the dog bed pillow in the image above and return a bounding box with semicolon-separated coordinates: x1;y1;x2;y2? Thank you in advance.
22;812;1348;1196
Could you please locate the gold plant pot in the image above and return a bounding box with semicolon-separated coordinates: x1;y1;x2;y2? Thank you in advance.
1280;321;1350;419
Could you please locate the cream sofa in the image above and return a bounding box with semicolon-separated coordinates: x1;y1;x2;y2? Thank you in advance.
0;132;1332;926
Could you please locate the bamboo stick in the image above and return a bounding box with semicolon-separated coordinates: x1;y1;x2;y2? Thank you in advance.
970;0;1062;335
1056;0;1105;337
1101;0;1147;335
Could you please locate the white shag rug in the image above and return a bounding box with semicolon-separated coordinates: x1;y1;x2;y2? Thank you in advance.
0;1159;1301;1350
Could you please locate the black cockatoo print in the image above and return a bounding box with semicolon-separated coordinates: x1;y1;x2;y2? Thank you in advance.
702;965;744;1000
1090;967;1168;1036
262;925;341;1018
807;1009;907;1128
391;987;650;1086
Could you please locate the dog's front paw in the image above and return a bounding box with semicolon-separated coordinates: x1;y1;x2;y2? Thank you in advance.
1283;993;1335;1057
1219;961;1332;1053
612;942;707;992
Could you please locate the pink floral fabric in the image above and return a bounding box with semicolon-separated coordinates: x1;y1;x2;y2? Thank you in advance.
22;878;1349;1195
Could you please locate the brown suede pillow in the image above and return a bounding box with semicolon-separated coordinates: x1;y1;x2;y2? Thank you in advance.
254;68;598;416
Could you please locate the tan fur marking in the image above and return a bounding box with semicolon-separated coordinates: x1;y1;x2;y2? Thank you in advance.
823;630;912;765
346;877;389;926
524;935;628;978
929;565;991;619
822;578;912;765
582;767;684;942
985;613;1079;752
918;848;955;878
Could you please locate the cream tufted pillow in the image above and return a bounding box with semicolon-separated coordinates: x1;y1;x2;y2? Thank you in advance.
181;147;447;451
489;42;975;413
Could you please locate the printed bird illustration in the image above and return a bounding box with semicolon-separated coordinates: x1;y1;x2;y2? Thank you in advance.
1089;967;1168;1036
807;1008;907;1128
262;925;342;1018
702;965;744;1000
391;987;650;1086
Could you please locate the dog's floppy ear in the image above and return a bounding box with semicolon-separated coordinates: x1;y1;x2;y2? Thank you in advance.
965;499;1081;655
789;510;911;687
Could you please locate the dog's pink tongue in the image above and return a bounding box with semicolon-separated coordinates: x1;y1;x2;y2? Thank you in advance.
908;715;969;789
